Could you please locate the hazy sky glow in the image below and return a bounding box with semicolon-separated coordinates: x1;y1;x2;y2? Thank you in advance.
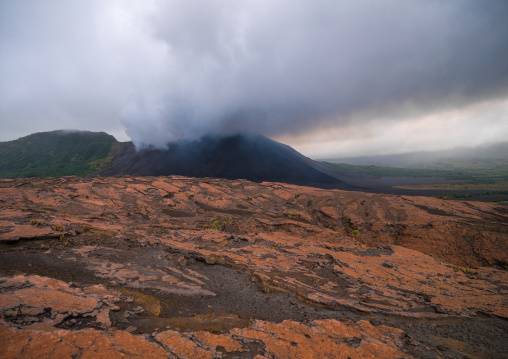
1;0;508;157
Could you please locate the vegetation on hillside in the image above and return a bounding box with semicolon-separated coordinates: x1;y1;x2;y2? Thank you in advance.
0;130;128;178
324;142;508;170
322;142;508;198
322;159;508;201
322;162;444;178
322;161;508;186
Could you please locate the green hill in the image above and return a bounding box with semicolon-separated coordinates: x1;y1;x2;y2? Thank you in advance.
0;130;128;178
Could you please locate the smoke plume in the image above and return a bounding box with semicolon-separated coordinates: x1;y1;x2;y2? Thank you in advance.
120;1;508;147
2;1;508;154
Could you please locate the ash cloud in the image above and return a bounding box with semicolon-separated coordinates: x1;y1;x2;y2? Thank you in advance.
1;1;508;154
122;0;508;147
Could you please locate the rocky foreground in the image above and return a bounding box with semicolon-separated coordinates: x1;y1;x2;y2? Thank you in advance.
0;176;507;358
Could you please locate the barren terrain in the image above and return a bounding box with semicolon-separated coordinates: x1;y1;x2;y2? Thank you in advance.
1;176;507;358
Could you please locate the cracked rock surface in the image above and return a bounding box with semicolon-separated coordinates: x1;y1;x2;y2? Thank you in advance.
1;176;507;358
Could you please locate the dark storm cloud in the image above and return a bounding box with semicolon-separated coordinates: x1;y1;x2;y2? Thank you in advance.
1;1;508;151
122;0;508;146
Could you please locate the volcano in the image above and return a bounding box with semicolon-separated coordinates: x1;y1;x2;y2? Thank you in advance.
97;134;355;189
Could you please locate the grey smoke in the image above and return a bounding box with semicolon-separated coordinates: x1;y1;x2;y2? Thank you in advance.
1;1;508;153
123;0;508;146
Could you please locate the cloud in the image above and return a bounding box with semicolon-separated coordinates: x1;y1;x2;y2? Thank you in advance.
124;0;508;146
0;0;163;141
1;1;508;155
280;97;508;158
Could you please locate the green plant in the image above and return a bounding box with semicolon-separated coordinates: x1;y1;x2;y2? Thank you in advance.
211;220;223;231
210;217;234;231
342;217;351;224
40;244;47;250
52;224;63;231
447;264;479;279
352;230;360;236
30;219;42;226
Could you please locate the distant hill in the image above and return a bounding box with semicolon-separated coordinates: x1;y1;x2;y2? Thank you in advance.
0;131;353;189
321;142;508;203
0;130;126;178
5;130;505;198
97;134;354;189
323;142;508;171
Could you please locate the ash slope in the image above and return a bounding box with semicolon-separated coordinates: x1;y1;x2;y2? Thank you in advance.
97;134;358;190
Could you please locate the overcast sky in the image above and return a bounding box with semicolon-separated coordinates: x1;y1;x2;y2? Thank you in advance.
1;0;508;158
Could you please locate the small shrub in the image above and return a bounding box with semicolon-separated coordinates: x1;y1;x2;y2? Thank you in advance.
40;244;47;250
211;220;222;230
211;218;233;231
352;230;360;236
52;224;63;231
447;264;479;279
